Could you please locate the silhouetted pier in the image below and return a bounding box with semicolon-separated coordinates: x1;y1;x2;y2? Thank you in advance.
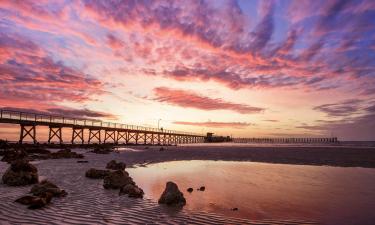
0;109;205;145
233;137;338;143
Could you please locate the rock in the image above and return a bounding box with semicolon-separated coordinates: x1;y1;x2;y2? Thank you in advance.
159;147;165;151
231;207;239;211
187;187;193;193
1;149;27;163
15;195;38;205
24;146;51;155
85;168;110;179
90;145;113;154
103;170;134;189
2;159;38;186
50;149;84;159
77;160;89;163
198;186;205;191
30;180;67;197
15;192;53;209
106;160;126;170
158;182;186;206
119;183;144;198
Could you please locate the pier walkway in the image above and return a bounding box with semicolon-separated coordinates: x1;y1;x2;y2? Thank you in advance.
0;109;205;145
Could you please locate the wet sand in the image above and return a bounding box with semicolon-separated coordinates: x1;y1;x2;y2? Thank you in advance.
123;144;375;168
1;144;374;224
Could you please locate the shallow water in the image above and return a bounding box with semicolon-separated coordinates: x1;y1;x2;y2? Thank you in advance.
128;160;375;225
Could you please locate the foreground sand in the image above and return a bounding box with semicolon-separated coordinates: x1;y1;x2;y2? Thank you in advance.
1;144;374;224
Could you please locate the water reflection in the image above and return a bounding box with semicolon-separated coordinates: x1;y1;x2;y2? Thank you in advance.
128;160;375;225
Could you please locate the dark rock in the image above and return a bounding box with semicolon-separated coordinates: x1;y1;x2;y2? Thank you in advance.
103;170;134;189
77;160;89;163
30;180;67;197
27;196;49;209
106;160;126;170
231;207;239;211
85;168;110;179
50;149;84;159
199;186;205;191
187;187;193;193
158;182;186;206
24;147;51;155
2;159;38;186
15;195;38;205
1;149;27;163
119;183;144;198
15;192;53;209
90;145;113;154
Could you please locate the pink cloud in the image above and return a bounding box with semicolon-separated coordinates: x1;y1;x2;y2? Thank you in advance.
153;87;264;114
174;121;251;129
0;33;104;108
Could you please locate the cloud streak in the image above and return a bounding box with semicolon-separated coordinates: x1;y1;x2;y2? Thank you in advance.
153;87;264;114
174;121;251;129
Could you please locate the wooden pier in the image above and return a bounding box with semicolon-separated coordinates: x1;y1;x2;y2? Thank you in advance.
0;109;205;145
233;137;338;143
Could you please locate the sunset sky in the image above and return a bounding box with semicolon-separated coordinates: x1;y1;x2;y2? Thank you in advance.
0;0;375;140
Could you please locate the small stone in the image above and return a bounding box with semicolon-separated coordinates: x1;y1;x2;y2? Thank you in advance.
199;186;205;191
231;207;239;211
187;188;193;193
77;160;89;163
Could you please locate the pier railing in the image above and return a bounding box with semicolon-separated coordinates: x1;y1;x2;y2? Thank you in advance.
0;109;203;137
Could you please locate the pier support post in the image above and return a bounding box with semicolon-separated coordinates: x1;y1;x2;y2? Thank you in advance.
72;127;84;144
19;124;36;144
128;132;136;144
104;130;116;143
48;126;62;144
116;131;127;144
88;129;101;144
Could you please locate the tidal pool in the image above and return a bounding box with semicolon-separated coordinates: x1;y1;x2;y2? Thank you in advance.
128;160;375;225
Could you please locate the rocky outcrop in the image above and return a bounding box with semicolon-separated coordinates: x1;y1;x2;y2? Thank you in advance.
15;180;67;209
103;170;134;189
2;159;38;186
15;192;53;209
24;146;51;155
119;183;144;198
30;180;67;197
106;160;126;170
158;182;186;206
85;168;110;179
1;149;27;163
50;149;84;159
90;145;113;154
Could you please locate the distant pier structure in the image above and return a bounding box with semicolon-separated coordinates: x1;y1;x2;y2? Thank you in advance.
233;137;338;144
0;109;205;145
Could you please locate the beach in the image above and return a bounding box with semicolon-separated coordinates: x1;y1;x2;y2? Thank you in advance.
1;144;375;224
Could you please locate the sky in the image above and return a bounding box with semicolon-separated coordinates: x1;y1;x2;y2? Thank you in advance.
0;0;375;141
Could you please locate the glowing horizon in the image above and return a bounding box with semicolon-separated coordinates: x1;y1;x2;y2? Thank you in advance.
1;0;375;140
